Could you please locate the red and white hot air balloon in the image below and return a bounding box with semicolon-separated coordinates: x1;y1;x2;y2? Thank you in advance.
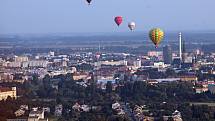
114;16;123;26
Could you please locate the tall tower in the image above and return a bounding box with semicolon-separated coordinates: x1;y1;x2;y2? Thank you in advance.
182;38;186;63
179;32;182;61
163;45;172;64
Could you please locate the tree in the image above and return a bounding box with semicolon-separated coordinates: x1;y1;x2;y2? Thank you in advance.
106;81;113;93
166;68;176;77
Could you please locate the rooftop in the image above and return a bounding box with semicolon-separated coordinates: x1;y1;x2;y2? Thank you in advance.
0;87;12;92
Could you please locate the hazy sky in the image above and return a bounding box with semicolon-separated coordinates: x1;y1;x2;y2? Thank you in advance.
0;0;214;34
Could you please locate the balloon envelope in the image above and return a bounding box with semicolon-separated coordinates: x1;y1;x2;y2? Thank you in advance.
86;0;92;5
114;16;123;26
128;22;136;31
149;28;164;47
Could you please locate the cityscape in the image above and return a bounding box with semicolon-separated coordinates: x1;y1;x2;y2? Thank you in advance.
0;0;215;121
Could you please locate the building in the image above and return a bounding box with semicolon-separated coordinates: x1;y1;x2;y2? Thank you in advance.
7;119;27;121
55;104;63;117
208;85;215;94
0;87;17;100
179;32;187;64
23;61;48;68
0;73;14;81
179;75;198;82
182;39;186;63
133;59;141;68
48;51;55;57
184;56;193;63
28;108;47;121
163;45;172;64
195;87;208;94
153;62;165;68
15;56;28;62
73;72;89;81
147;51;163;57
14;109;25;117
8;107;47;121
163;110;183;121
94;60;127;67
4;62;22;68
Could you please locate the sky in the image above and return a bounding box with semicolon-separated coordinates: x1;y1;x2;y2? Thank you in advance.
0;0;214;34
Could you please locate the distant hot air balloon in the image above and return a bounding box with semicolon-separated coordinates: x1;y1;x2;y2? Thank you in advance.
114;16;123;26
86;0;92;5
149;28;164;48
128;22;136;31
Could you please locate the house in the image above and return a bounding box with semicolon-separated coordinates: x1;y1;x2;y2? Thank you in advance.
14;109;25;117
147;80;158;85
43;107;50;113
55;104;63;117
195;87;208;94
172;110;183;121
28;108;48;121
163;110;183;121
112;102;120;110
20;105;29;110
0;87;17;101
72;103;81;111
29;108;44;119
179;75;198;82
80;105;90;112
73;72;90;81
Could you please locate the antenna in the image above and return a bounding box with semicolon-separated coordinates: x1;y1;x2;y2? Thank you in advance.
99;40;101;53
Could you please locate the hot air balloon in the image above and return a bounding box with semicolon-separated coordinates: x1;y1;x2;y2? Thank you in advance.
86;0;92;5
114;16;123;26
149;28;164;48
128;22;136;31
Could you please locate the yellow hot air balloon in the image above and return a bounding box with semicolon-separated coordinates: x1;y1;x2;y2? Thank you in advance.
149;28;164;48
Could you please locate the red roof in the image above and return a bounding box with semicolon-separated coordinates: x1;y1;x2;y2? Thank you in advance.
0;87;12;92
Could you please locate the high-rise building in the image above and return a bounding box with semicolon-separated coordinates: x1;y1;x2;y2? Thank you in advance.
182;38;186;63
179;32;187;64
163;45;172;64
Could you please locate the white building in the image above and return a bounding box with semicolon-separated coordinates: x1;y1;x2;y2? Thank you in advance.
0;87;16;101
15;56;28;62
133;59;141;68
4;62;22;68
14;109;25;117
153;62;165;68
28;108;47;121
94;60;127;67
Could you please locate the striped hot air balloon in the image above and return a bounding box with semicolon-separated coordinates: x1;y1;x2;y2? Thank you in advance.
149;28;164;48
